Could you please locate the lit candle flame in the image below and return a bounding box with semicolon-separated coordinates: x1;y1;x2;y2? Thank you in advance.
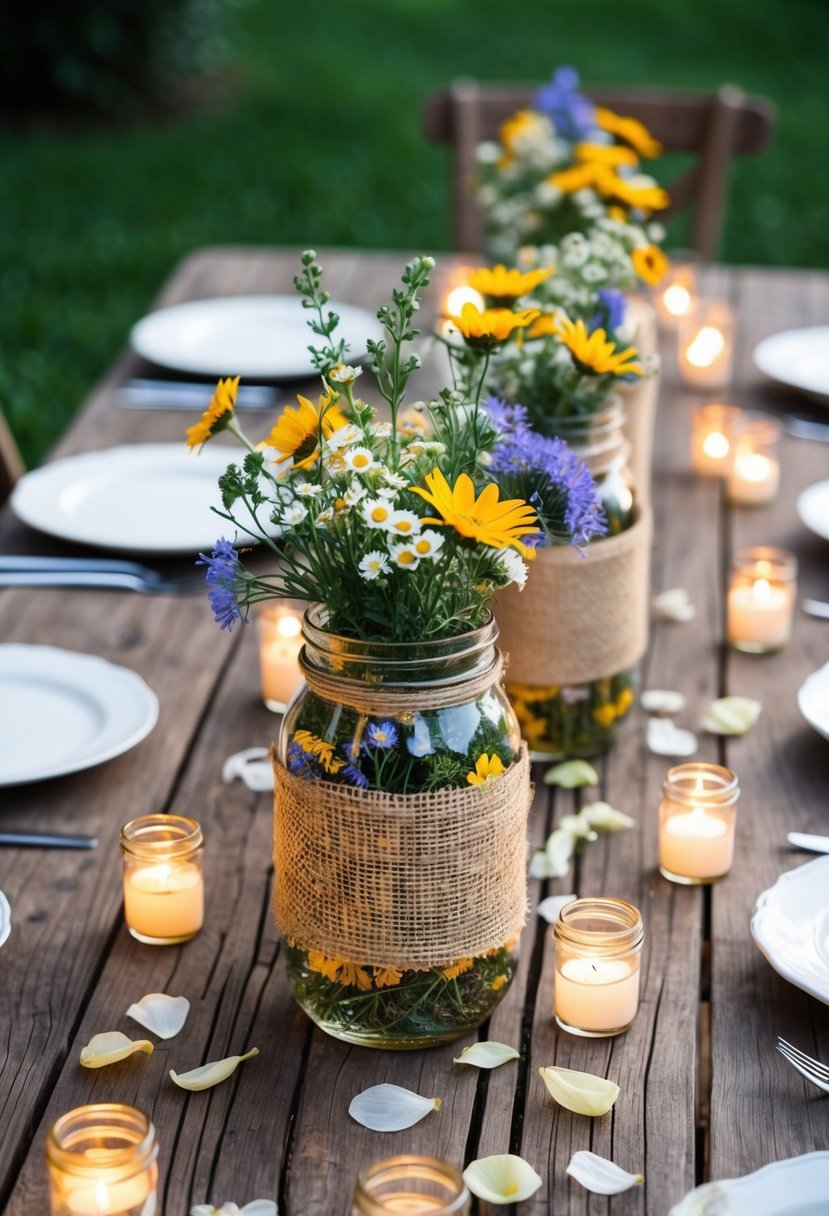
276;614;301;639
686;326;725;368
736;452;770;483
95;1181;110;1212
702;431;730;459
753;577;772;602
664;284;692;317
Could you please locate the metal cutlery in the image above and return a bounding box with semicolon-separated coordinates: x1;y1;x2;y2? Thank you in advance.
0;831;98;849
117;379;277;411
784;416;829;443
0;557;203;595
787;831;829;854
802;599;829;620
777;1037;829;1095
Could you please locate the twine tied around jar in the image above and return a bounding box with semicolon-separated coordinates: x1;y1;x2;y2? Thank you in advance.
299;649;504;715
272;743;532;971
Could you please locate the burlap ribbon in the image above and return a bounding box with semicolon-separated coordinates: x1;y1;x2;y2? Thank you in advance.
495;507;653;686
273;743;531;970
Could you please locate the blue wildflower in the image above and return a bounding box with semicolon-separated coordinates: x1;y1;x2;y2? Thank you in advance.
286;741;316;780
589;288;626;335
197;538;244;631
406;715;434;758
342;762;369;788
366;721;399;749
534;67;596;142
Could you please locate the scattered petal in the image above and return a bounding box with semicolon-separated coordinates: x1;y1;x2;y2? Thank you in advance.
171;1047;259;1091
348;1083;441;1131
647;718;698;757
546;827;575;873
566;1150;643;1194
191;1205;277;1216
454;1042;520;1069
539;1065;620;1116
80;1031;153;1069
579;801;636;831
652;588;696;622
702;696;762;736
537;894;577;923
221;748;273;791
529;849;556;879
543;760;599;788
641;689;687;716
463;1154;543;1204
558;813;598;843
127;993;190;1040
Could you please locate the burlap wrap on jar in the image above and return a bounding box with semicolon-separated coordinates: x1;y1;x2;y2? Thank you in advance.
495;506;653;687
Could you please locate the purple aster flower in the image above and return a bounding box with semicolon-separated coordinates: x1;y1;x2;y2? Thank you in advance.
485;395;530;435
366;721;399;749
534;67;595;142
342;762;369;788
286;741;316;780
197;538;244;631
588;288;626;335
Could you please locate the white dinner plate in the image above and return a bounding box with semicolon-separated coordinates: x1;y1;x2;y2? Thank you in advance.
753;326;829;404
11;443;241;554
0;645;159;786
798;660;829;741
796;479;829;542
0;891;10;949
669;1152;829;1215
130;294;383;379
750;855;829;1005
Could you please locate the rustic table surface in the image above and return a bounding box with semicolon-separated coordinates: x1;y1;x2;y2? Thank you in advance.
1;248;828;1216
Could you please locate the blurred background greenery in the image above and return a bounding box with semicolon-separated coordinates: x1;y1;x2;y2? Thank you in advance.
1;0;827;467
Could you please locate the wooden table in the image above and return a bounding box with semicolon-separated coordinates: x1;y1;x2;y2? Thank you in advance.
1;249;828;1215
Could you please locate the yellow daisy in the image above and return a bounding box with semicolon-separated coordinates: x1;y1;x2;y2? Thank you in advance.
594;106;663;159
307;950;344;984
548;162;608;194
596;172;670;213
490;975;508;992
373;966;403;989
467;264;554;304
467;753;506;786
185;376;240;451
554;317;643;377
574;141;639;168
446;302;540;350
632;244;670;286
264;390;348;470
441;957;474;981
337;961;373;991
409;468;538;557
593;704;617;729
498;109;548;166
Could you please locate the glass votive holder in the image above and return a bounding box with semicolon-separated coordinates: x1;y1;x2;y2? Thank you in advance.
46;1103;158;1216
120;814;204;945
257;600;305;713
727;412;782;506
691;403;742;477
659;762;740;885
678;299;735;390
553;897;644;1038
654;261;697;330
727;546;798;653
352;1156;470;1216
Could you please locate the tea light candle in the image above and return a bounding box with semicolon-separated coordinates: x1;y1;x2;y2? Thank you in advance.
659;763;740;885
257;601;305;713
553;897;644;1037
727;547;797;653
46;1104;158;1216
727;413;782;505
678;300;735;390
691;403;742;477
120;815;204;945
655;262;697;329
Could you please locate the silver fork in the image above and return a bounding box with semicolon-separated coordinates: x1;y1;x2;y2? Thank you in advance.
0;565;203;596
777;1037;829;1094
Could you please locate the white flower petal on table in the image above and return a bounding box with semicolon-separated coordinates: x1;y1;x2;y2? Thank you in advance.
348;1083;441;1131
171;1047;259;1091
191;1205;276;1216
702;695;762;736
127;993;190;1040
537;894;577;924
538;1065;619;1116
221;748;274;792
641;689;687;716
647;718;698;757
454;1042;520;1069
579;801;636;831
652;588;696;622
79;1031;153;1069
543;760;599;788
462;1154;542;1204
566;1150;643;1194
558;813;598;843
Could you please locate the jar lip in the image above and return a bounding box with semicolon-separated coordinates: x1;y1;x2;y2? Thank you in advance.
354;1155;470;1216
732;545;797;579
120;814;203;858
303;605;499;662
46;1104;158;1178
554;897;643;950
663;762;740;805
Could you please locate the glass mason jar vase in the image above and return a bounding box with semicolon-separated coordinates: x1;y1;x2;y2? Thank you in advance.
505;398;639;759
276;608;525;1050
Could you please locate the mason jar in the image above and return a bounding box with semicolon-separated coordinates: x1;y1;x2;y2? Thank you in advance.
553;897;644;1037
352;1157;470;1216
46;1103;158;1216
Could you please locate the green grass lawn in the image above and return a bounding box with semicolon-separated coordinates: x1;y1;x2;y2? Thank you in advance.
2;0;827;468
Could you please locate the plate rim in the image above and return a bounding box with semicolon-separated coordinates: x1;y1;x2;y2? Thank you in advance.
10;441;237;555
129;292;382;378
753;325;829;401
0;890;10;949
750;855;829;1005
0;643;159;786
796;478;829;542
797;658;829;740
669;1151;829;1214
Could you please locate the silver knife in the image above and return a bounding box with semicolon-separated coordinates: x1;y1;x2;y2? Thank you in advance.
784;416;829;443
0;831;99;849
787;831;829;854
802;599;829;620
117;379;277;411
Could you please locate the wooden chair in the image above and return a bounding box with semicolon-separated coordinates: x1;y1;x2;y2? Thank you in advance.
0;407;24;502
423;81;775;259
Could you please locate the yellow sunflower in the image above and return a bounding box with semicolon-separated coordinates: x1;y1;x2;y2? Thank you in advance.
594;106;663;159
497;108;548;167
185;376;240;451
574;141;639;168
548;162;608;194
467;753;506;785
409;468;538;557
446;302;540;350
596;171;670;213
467;264;554;304
632;243;670;286
554;318;644;377
264;390;348;470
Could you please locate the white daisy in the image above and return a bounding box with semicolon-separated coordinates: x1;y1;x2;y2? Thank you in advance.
363;498;394;528
359;551;391;581
315;507;334;526
412;529;444;559
390;543;421;571
387;509;422;538
343;483;367;507
295;481;324;497
380;471;408;492
281;502;308;527
325;423;361;451
345;446;377;474
498;547;529;588
369;421;393;438
329;364;363;384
